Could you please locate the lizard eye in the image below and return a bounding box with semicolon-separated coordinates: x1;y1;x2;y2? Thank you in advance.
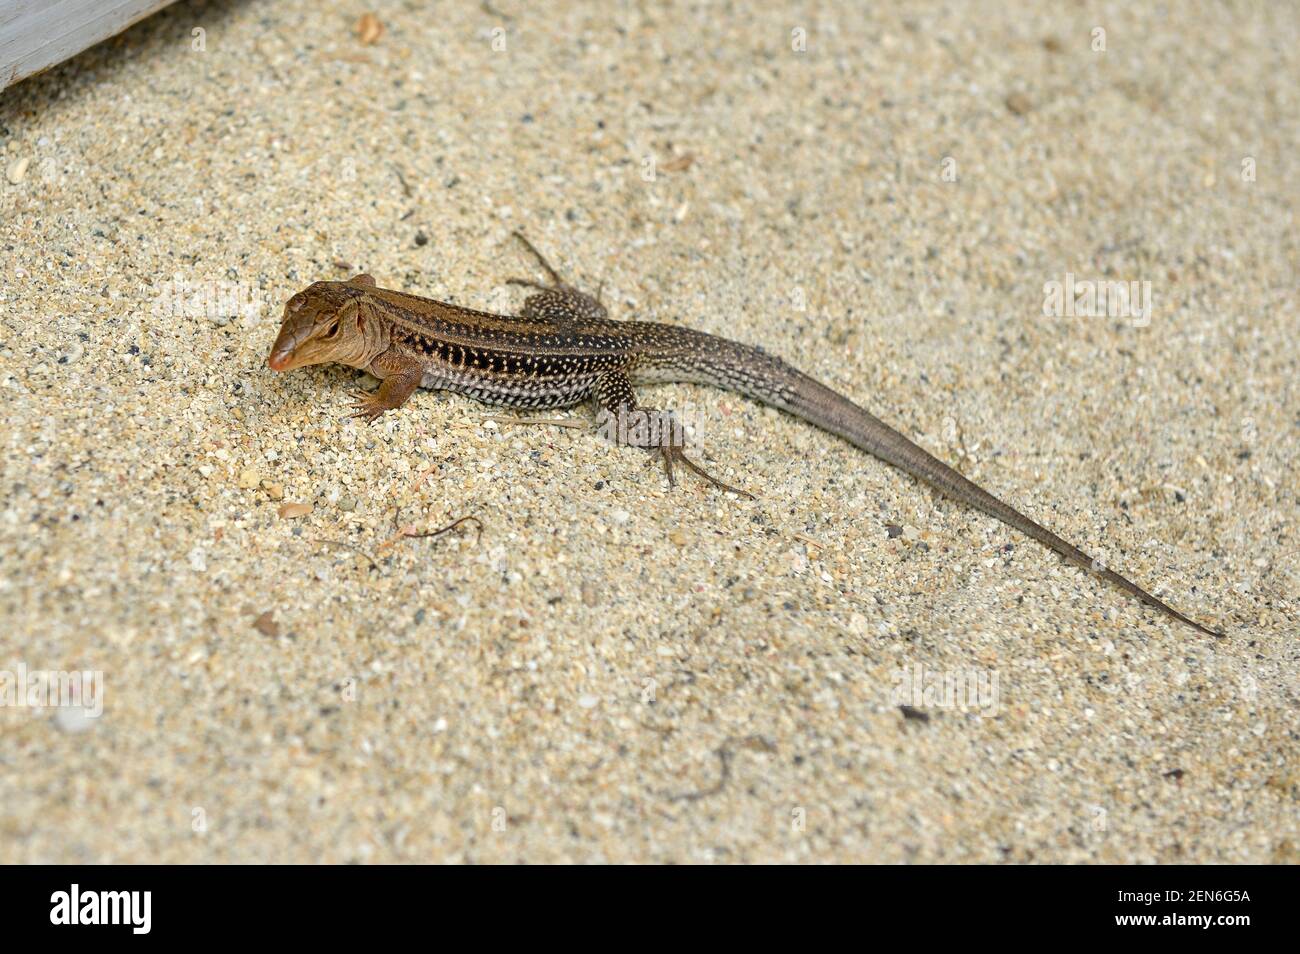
321;319;341;339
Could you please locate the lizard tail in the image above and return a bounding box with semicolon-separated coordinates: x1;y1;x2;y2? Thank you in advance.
691;334;1221;636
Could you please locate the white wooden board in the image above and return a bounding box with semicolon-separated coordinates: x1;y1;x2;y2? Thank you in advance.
1;0;175;91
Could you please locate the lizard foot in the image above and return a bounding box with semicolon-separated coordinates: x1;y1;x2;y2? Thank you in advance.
346;388;387;425
659;443;754;499
511;231;565;286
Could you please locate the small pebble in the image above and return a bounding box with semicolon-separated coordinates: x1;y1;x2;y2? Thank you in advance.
356;13;384;45
278;502;313;519
52;707;98;734
6;157;29;184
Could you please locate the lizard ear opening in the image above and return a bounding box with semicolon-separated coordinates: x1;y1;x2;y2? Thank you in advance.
337;299;365;334
349;273;376;287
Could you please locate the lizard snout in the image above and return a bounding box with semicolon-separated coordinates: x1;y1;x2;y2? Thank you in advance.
267;320;312;371
267;342;300;371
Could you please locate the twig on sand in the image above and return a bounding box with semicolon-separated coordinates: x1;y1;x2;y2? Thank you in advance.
661;735;775;803
379;508;483;552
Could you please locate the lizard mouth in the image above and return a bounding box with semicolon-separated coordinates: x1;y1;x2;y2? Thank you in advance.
267;349;295;371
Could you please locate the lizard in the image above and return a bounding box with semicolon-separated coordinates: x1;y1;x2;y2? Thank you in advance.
266;232;1221;637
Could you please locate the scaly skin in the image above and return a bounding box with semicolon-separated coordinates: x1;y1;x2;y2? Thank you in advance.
267;234;1221;636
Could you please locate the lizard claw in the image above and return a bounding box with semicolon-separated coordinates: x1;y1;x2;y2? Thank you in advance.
346;389;385;425
659;444;754;499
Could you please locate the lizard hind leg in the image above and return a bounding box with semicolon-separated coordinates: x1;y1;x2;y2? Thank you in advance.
507;231;608;322
515;289;609;323
593;369;754;498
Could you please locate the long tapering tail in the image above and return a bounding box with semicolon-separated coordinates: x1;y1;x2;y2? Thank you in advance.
687;332;1220;636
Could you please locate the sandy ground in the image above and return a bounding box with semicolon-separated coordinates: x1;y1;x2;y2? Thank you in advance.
0;0;1295;863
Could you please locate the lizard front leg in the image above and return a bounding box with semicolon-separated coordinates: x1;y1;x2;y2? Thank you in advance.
591;370;752;497
349;352;424;424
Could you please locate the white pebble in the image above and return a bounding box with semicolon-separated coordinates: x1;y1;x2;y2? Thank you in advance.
52;707;97;733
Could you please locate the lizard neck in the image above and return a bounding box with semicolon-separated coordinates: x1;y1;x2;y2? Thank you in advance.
356;299;393;367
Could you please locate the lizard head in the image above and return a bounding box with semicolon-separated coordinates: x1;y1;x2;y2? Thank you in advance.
267;275;383;372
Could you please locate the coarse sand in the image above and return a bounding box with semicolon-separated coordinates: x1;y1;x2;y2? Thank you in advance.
0;1;1295;862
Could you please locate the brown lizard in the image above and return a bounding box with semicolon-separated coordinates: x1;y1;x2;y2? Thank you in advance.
267;233;1220;636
